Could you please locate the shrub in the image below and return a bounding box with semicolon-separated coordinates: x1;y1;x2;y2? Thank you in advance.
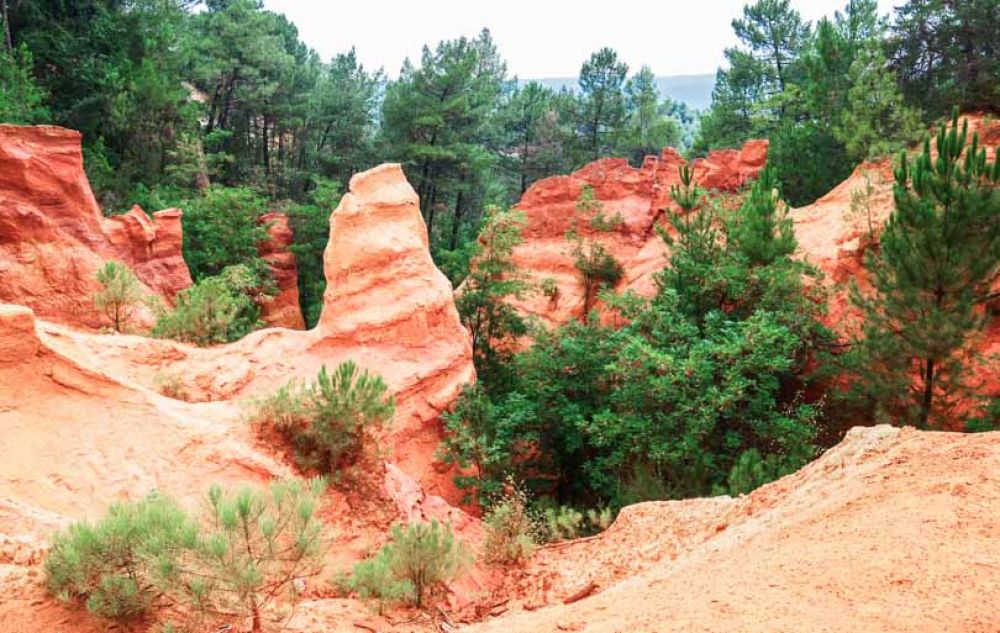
353;521;470;609
153;264;269;345
172;478;327;633
343;550;414;614
44;493;194;622
45;479;327;631
181;185;270;281
541;505;612;542
153;371;190;401
94;261;145;333
482;481;540;565
724;448;792;496
250;361;395;475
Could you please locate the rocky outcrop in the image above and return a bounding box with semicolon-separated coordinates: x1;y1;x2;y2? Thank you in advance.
0;125;192;329
102;205;193;299
508;140;768;327
257;211;305;329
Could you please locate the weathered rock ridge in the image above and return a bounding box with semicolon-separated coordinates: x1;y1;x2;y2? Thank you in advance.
257;211;306;329
0;125;192;328
507;140;768;327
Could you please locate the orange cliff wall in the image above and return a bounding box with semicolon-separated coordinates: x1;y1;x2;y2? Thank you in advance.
0;125;192;328
506;140;768;327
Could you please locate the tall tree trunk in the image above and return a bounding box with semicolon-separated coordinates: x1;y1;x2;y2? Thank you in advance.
1;0;12;53
920;358;935;428
450;173;466;251
426;184;438;243
262;117;271;176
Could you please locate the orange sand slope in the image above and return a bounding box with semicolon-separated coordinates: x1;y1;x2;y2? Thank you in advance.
468;425;1000;633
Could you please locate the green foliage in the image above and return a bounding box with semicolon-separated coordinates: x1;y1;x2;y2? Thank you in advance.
373;521;470;608
847;113;1000;428
286;180;340;327
93;261;144;333
45;493;195;622
965;397;1000;433
46;478;326;631
455;207;531;388
181;185;270;281
725;448;789;495
570;186;624;316
153;371;190;401
836;45;923;162
173;478;327;633
890;0;1000;117
482;481;540;565
541;505;613;542
578;47;628;160
344;550;414;614
153;264;269;345
445;166;827;508
250;361;395;475
0;43;48;123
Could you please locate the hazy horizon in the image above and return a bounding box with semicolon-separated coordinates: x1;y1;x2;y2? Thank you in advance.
262;0;899;79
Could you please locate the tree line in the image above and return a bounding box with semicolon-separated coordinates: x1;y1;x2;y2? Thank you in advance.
699;0;999;205
0;0;693;323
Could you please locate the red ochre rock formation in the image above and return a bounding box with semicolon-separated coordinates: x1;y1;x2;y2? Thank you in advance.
0;162;477;630
507;140;768;328
257;211;306;329
0;125;192;328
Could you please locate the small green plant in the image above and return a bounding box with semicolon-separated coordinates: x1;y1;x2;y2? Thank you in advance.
573;241;624;315
848;171;880;246
153;264;269;345
482;480;540;565
540;276;559;301
568;187;625;316
724;448;789;496
45;479;327;631
541;505;613;542
249;361;395;475
44;493;195;623
153;371;190;401
173;478;327;633
352;520;470;609
94;261;145;333
342;549;414;614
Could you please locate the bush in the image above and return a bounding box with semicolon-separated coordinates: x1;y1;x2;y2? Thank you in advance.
352;521;470;609
153;264;269;345
44;493;195;622
45;479;327;631
173;478;327;633
541;505;613;542
181;185;270;281
153;371;190;401
250;361;395;475
482;481;540;565
93;261;145;333
343;550;414;614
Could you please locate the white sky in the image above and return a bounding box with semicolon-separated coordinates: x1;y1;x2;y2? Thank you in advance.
262;0;900;78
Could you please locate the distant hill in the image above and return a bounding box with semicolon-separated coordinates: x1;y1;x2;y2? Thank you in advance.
530;73;715;111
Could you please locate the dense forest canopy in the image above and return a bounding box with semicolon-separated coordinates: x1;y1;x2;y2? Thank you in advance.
0;0;998;510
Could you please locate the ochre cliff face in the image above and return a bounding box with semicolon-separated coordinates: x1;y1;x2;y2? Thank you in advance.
508;140;769;327
0;125;192;328
257;211;306;329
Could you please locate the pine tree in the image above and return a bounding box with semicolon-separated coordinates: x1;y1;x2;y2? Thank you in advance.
851;112;1000;428
93;261;144;333
578;48;628;160
455;206;530;388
